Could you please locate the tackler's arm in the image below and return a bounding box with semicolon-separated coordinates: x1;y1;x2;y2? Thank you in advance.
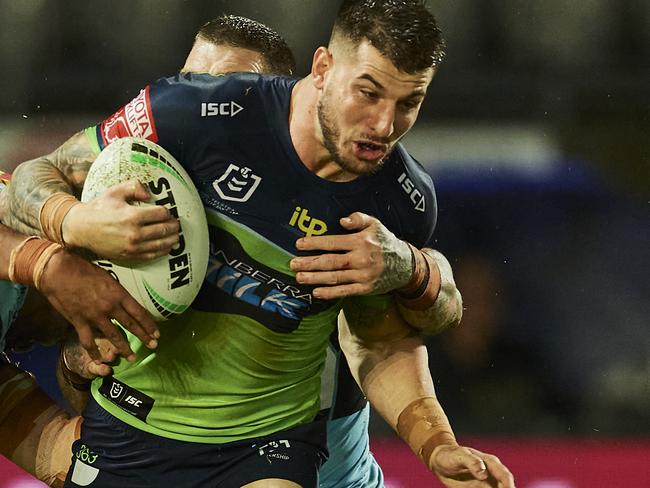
3;130;92;237
339;298;515;487
4;130;178;260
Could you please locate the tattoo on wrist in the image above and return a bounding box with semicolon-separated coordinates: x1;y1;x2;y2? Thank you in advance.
59;347;92;391
375;233;412;294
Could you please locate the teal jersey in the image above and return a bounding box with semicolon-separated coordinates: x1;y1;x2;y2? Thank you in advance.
0;175;28;351
0;281;27;351
89;73;437;444
320;405;384;488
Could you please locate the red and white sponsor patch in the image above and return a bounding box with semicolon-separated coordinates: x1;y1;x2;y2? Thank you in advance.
100;86;158;145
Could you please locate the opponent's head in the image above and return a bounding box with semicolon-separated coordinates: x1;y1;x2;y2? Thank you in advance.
182;15;296;76
312;0;446;176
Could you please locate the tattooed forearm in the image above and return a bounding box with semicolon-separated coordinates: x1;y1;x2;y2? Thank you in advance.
375;229;412;294
397;249;463;336
397;281;462;335
48;130;97;189
3;131;96;235
57;338;92;414
4;159;72;235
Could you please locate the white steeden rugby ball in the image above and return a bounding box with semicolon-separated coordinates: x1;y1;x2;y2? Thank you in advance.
81;137;209;321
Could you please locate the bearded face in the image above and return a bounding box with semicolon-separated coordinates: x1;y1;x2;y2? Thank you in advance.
314;41;433;179
317;84;389;177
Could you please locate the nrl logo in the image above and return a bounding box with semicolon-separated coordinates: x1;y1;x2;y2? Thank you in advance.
109;382;124;399
213;164;261;202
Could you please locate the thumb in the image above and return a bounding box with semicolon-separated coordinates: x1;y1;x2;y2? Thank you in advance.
340;212;372;231
108;179;150;203
462;453;489;481
87;361;113;378
431;445;488;480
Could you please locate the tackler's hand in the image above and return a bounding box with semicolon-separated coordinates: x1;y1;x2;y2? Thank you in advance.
62;179;180;261
290;212;412;299
63;336;118;380
429;445;516;488
40;249;159;362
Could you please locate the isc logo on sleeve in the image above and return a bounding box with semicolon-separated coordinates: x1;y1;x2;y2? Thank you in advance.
201;101;244;117
398;172;426;212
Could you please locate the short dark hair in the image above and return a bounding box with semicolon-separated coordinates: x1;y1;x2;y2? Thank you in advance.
332;0;446;73
196;15;296;76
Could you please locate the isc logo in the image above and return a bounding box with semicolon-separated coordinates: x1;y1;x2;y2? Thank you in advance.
289;207;327;237
124;395;143;407
200;101;244;117
398;172;425;212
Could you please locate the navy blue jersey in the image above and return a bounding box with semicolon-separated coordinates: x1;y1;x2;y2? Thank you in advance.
98;73;436;250
90;73;437;443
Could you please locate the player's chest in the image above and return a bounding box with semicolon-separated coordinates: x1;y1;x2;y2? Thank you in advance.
194;157;399;252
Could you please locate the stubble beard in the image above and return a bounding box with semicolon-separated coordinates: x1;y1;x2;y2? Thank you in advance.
317;92;388;177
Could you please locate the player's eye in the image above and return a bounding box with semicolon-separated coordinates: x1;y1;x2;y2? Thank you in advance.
360;89;378;100
400;99;420;111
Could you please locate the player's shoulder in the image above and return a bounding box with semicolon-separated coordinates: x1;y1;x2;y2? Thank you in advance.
153;72;295;102
146;72;296;127
391;145;435;193
371;144;437;246
383;144;436;214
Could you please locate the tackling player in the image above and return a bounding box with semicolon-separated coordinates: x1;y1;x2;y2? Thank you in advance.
0;172;159;360
0;171;160;487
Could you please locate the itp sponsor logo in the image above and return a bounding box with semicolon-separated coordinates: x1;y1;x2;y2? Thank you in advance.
289;207;327;237
201;101;244;117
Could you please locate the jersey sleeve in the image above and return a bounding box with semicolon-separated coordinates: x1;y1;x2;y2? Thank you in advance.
417;170;437;249
90;73;255;171
95;84;161;150
395;149;438;250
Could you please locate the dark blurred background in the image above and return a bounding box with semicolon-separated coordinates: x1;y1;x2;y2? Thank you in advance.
2;0;649;448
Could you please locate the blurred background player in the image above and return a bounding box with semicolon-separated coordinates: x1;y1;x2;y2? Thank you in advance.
3;5;512;486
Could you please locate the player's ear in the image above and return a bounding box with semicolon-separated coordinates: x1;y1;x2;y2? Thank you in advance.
311;47;332;89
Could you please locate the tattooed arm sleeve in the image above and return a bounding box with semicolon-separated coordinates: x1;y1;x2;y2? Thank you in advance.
3;131;96;236
396;248;463;336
